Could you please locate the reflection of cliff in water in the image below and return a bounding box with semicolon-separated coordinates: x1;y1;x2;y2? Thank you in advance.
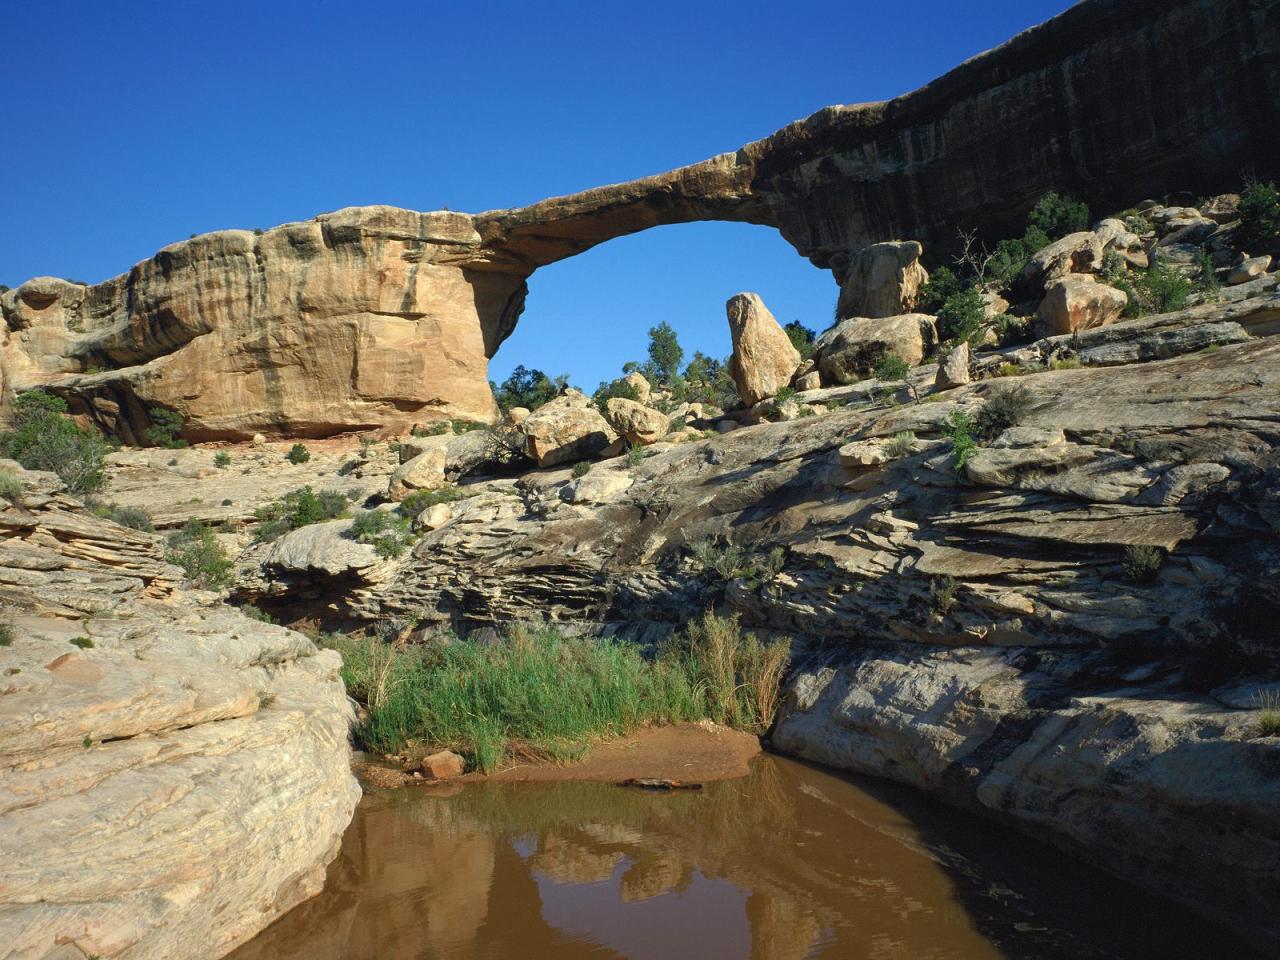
229;756;1263;960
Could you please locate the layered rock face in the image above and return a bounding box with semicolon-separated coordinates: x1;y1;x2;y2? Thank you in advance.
224;279;1280;947
0;464;360;959
4;0;1276;439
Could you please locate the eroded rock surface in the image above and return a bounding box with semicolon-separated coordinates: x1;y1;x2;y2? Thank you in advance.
0;466;359;960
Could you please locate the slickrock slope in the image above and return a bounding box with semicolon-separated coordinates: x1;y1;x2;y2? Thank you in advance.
5;0;1276;439
230;284;1280;947
0;465;360;960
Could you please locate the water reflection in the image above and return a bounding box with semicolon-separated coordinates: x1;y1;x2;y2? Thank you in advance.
229;756;1255;960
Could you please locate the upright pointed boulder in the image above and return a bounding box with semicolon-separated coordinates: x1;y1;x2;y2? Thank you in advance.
726;293;801;406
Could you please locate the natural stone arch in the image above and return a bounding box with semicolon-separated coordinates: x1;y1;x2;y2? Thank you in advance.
2;0;1275;439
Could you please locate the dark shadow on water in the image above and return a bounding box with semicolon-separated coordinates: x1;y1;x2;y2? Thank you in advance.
227;754;1261;960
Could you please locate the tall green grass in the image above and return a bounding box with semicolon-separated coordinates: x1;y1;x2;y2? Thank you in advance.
324;612;789;773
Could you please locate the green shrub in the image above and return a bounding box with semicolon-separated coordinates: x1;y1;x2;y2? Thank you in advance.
0;621;13;647
254;486;349;541
350;509;414;558
213;451;231;469
936;286;986;344
0;391;110;496
399;485;465;517
166;520;233;588
929;575;958;615
784;321;816;359
1027;191;1090;240
592;377;641;414
647;321;684;385
975;385;1032;440
944;409;978;472
690;539;752;580
627;444;647;468
571;461;592;478
286;443;311;465
681;351;741;410
0;468;24;500
69;636;94;649
1114;264;1194;317
1198;251;1221;297
1122;544;1164;583
873;355;910;382
90;501;154;531
1235;179;1280;252
145;408;188;448
916;265;965;314
491;365;567;413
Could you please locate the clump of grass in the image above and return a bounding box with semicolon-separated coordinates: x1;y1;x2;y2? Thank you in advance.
0;468;24;501
70;636;94;649
214;451;231;469
571;460;592;478
885;431;916;458
627;444;647;468
1122;544;1165;583
166;520;233;588
690;539;751;580
1255;689;1280;737
974;385;1032;440
0;621;14;647
286;443;311;464
327;614;790;772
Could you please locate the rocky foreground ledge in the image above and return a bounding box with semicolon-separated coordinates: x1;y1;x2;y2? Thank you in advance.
0;466;359;960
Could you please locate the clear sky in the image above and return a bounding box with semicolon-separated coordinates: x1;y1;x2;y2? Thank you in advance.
1;0;1074;390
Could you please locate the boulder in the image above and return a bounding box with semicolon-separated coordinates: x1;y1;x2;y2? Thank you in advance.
420;749;466;780
560;469;635;504
1228;255;1271;285
605;397;669;445
1201;194;1241;223
794;370;822;392
725;293;802;406
835;241;929;319
518;390;620;467
1023;231;1105;292
389;444;448;498
506;406;531;425
262;519;382;579
1036;276;1128;337
815;314;937;385
1153;243;1202;270
389;430;494;498
623;372;652;403
935;341;971;388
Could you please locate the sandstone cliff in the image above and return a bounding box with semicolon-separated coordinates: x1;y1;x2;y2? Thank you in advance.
5;0;1276;440
0;464;360;960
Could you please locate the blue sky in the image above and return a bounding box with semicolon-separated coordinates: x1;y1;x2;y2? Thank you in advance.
1;0;1074;389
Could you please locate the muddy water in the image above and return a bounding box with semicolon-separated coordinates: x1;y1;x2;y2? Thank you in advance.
230;755;1254;960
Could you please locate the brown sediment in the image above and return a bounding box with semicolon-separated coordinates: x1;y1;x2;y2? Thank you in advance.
353;722;762;790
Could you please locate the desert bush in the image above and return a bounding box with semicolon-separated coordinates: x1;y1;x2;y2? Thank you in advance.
936;286;986;344
0;391;110;496
784;321;816;359
592;377;641;414
350;509;414;558
286;443;311;464
1254;689;1280;738
145;408;188;448
874;355;910;382
571;461;592;478
626;444;647;468
944;409;978;471
690;539;752;580
491;365;567;413
213;451;231;469
1235;179;1280;252
166;520;233;588
929;575;958;615
1027;191;1090;239
916;265;965;314
0;621;13;646
1122;544;1164;583
682;351;741;410
974;385;1032;440
90;500;154;531
1114;264;1193;317
254;486;349;541
399;485;466;517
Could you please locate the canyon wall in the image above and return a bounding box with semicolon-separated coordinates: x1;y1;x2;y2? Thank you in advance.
3;0;1277;439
